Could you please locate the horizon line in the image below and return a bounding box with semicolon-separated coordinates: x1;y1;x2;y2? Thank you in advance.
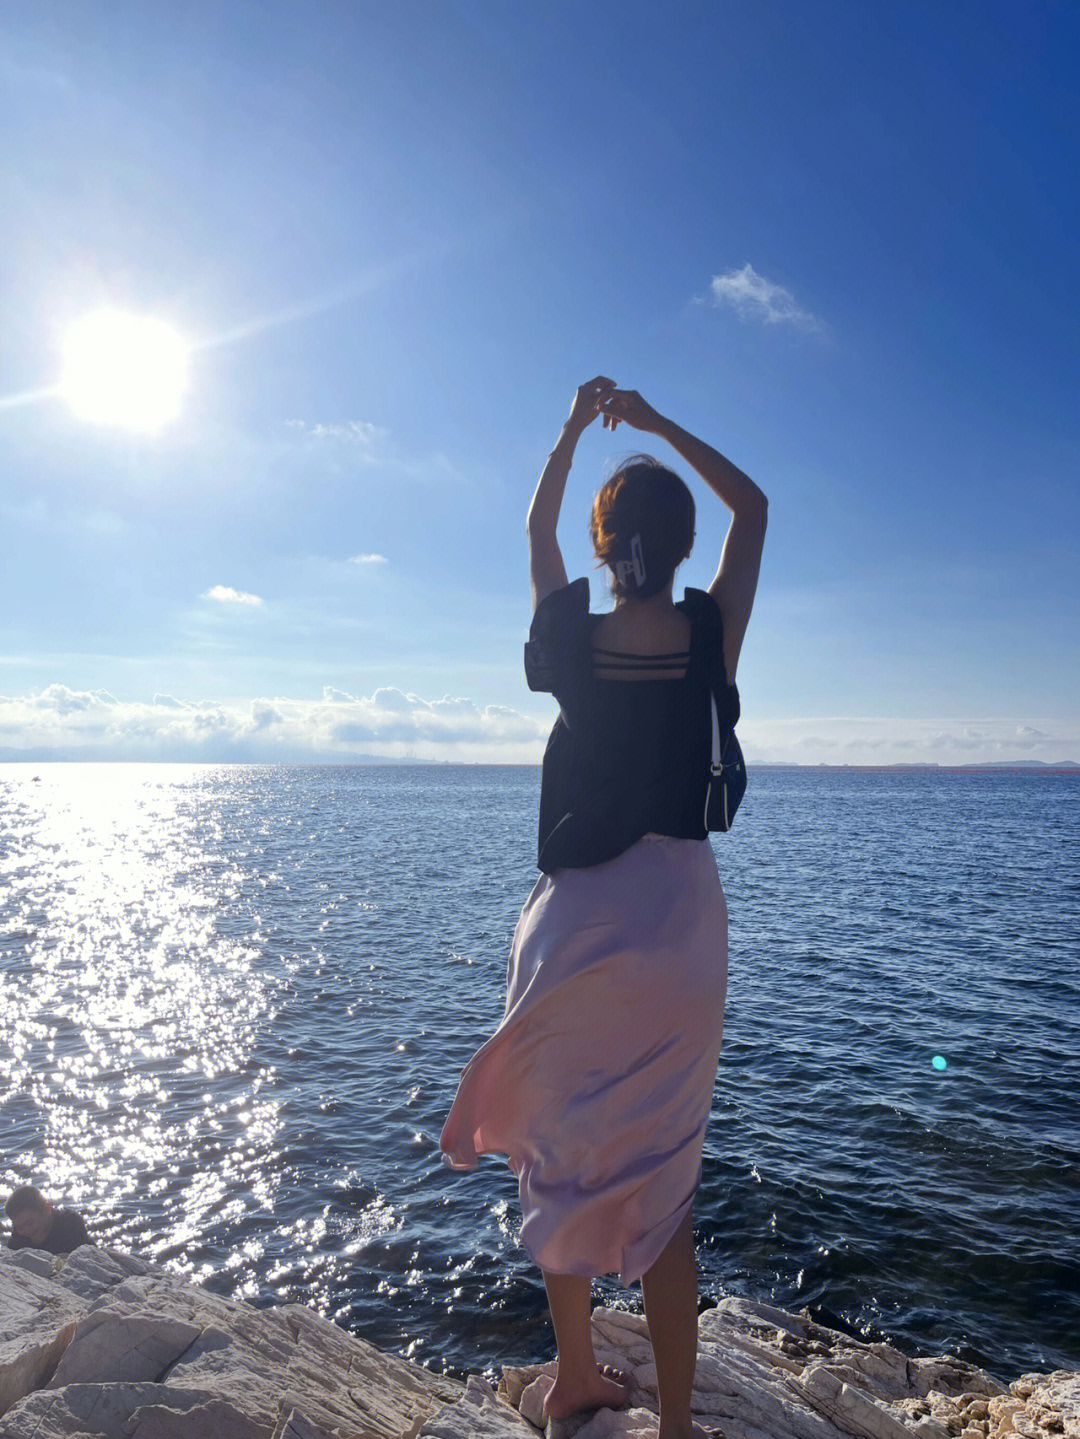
2;758;1078;772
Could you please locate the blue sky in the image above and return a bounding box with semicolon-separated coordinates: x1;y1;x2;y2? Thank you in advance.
2;0;1077;764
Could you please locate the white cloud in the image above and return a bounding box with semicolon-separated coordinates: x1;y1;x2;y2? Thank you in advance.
283;419;467;487
312;420;386;444
349;553;388;566
203;585;263;607
744;716;1079;767
369;686;413;713
1015;725;1050;745
25;685;118;715
251;700;281;730
704;263;821;331
0;685;549;762
289;419;388;446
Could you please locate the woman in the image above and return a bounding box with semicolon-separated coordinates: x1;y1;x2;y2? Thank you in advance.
440;377;767;1439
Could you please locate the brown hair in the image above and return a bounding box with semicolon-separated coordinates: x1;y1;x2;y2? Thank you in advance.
590;454;695;599
5;1185;46;1218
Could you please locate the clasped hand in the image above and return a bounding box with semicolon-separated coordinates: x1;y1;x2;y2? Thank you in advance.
567;377;661;435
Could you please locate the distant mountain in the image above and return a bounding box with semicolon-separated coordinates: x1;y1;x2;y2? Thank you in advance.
963;759;1080;769
750;760;1080;771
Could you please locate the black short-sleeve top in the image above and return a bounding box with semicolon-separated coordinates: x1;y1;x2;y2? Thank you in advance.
524;578;739;873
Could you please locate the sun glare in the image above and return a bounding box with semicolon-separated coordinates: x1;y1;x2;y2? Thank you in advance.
59;309;189;433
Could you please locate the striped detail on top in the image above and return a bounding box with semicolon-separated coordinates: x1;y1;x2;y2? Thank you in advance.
592;647;690;659
592;647;690;668
592;647;690;674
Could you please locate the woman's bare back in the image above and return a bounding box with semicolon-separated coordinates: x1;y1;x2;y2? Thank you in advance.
590;603;692;681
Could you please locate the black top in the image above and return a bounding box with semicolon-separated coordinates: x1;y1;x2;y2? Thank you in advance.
525;578;740;872
7;1206;91;1254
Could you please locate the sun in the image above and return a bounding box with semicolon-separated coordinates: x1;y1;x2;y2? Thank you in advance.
59;308;190;433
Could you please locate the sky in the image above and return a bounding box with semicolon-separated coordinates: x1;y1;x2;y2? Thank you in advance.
2;0;1078;766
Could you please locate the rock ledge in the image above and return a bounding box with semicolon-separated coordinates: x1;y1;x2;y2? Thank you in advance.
2;1246;1076;1439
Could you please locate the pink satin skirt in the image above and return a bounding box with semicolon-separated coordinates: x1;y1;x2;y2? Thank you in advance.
439;833;728;1286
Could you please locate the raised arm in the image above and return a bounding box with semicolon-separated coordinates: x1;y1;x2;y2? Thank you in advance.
597;390;768;682
527;377;615;612
654;416;767;681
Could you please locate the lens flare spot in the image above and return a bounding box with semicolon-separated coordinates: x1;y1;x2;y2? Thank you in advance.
932;1054;948;1071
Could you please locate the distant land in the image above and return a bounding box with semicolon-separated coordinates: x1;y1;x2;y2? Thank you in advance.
748;760;1080;772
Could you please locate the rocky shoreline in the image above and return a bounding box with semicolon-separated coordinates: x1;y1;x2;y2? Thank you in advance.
2;1245;1076;1439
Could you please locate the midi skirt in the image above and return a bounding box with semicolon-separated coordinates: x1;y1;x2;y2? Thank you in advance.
439;832;728;1287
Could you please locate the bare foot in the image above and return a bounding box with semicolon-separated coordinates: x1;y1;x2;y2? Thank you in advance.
543;1366;631;1420
600;1363;630;1386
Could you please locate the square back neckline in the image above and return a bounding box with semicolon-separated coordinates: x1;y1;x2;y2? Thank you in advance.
586;607;694;684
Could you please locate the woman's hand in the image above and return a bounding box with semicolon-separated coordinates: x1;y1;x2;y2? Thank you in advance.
598;388;663;434
566;376;617;434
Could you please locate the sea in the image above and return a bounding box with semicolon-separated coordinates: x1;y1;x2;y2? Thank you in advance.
1;763;1077;1384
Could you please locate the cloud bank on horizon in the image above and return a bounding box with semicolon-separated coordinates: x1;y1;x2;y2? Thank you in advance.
0;686;1074;768
0;684;546;764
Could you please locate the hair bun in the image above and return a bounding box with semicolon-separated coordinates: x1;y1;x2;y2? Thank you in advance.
591;457;695;600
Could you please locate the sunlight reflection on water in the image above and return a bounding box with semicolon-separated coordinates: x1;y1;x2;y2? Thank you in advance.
1;765;283;1287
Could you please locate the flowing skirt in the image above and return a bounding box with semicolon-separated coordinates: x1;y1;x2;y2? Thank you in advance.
439;832;728;1287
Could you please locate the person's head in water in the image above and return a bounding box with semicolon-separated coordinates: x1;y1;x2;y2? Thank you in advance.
5;1185;53;1246
590;455;695;601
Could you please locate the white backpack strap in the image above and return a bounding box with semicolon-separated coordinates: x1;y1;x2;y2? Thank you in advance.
705;688;722;830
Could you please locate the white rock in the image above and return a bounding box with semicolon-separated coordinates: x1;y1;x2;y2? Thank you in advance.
276;1300;461;1437
572;1407;659;1438
518;1371;552;1429
273;1407;354;1439
1000;1373;1080;1439
419;1373;539;1438
799;1362;924;1439
51;1246;153;1302
499;1360;554;1413
3;1248;58;1279
49;1312;202;1387
0;1381;234;1438
126;1394;269;1439
2;1247;462;1438
0;1253;85;1416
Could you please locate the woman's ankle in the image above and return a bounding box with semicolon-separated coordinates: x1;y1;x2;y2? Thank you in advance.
656;1421;696;1439
550;1357;598;1389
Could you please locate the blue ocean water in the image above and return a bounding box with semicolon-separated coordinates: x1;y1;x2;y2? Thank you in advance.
1;763;1077;1382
